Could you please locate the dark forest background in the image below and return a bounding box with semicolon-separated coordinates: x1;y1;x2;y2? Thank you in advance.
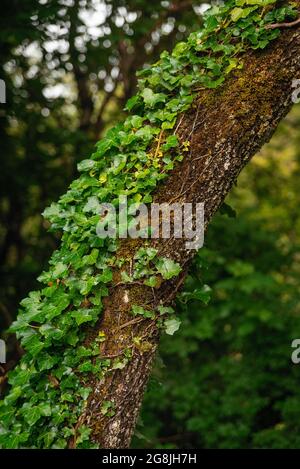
1;0;300;448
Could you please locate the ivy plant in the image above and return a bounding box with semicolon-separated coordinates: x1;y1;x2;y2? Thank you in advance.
0;0;297;449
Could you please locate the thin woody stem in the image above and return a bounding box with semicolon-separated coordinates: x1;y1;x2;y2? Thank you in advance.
265;17;300;30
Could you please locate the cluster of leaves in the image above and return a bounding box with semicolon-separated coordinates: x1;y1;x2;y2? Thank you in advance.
0;0;297;449
120;247;182;330
122;247;181;285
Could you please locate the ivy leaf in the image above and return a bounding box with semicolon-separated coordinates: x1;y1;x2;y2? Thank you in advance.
100;401;115;417
164;317;181;335
144;276;159;288
3;386;22;405
98;268;113;283
41;428;57;447
9;369;31;387
65;330;80;346
135;247;158;261
78;360;94;373
162;119;176;130
77;426;92;444
135;125;159;141
83;196;100;214
125;95;140;111
155;258;182;280
52;439;68;449
141;88;166;108
43;290;70;320
0;406;15;427
78;387;92;401
83;248;99;266
39;403;52;417
21;333;44;357
112;359;127;370
125;115;144;129
71;309;97;326
78;278;95;295
157;305;174;315
178;285;212;305
121;271;132;283
42;203;61;222
38;353;59;371
77;159;96;172
21;404;42;426
231;6;257;22
40;324;64;341
0;432;28;449
52;262;68;279
132;305;154;319
162;135;179;152
219;202;237;218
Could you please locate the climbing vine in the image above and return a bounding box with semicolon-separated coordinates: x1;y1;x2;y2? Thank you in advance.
0;0;297;449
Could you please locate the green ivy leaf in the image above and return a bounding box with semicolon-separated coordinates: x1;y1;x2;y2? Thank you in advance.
77;159;96;172
52;262;68;279
21;404;42;426
71;309;96;326
155;258;182;280
132;305;155;319
141;88;166;108
164;317;181;335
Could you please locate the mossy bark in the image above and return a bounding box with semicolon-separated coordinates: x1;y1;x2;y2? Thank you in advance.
73;26;300;448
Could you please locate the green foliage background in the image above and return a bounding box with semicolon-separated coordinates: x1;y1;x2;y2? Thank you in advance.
1;0;300;448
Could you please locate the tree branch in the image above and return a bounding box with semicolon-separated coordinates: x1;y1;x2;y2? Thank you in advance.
72;26;300;448
265;17;300;29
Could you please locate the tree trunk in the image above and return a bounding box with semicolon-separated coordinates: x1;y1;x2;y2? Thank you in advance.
73;25;300;448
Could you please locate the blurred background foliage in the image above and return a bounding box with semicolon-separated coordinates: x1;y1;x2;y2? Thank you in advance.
1;0;300;449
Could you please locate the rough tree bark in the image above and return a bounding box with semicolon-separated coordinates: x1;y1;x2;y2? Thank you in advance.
72;24;300;448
